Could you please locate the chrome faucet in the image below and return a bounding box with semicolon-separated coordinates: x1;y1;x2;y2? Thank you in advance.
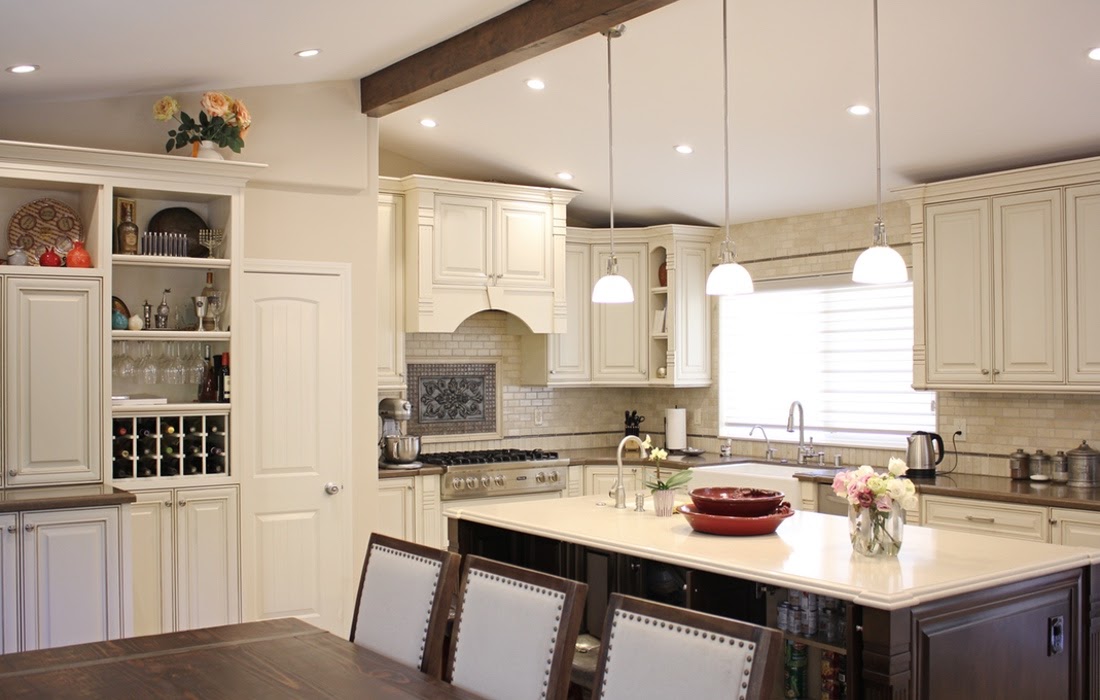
613;434;646;509
749;425;775;461
787;401;815;464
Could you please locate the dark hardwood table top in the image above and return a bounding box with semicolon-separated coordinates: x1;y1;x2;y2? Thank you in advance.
0;617;483;699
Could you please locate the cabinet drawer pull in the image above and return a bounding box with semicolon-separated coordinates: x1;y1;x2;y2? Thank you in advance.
965;515;995;523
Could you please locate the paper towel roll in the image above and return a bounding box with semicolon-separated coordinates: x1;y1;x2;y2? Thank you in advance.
665;408;687;451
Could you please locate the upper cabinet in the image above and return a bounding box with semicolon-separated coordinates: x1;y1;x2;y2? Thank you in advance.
393;175;577;334
521;225;714;388
900;157;1100;392
377;183;405;391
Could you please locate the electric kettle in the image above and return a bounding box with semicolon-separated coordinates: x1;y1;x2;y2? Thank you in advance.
906;431;944;477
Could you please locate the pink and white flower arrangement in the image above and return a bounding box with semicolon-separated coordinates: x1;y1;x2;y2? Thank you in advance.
832;458;917;512
154;91;251;154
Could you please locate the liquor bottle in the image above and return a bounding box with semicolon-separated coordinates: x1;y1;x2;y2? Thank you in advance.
156;289;171;330
200;272;216;331
198;344;218;402
212;354;223;401
219;352;231;402
117;201;139;255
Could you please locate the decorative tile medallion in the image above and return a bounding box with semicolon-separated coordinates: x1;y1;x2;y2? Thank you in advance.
407;361;497;437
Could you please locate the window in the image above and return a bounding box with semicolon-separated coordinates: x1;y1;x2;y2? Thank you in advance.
718;276;935;449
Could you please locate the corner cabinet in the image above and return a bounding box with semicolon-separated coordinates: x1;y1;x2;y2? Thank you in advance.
521;225;714;387
393;175;578;334
377;184;406;391
900;157;1100;391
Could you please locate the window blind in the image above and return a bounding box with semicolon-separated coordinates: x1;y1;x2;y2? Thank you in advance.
718;279;935;449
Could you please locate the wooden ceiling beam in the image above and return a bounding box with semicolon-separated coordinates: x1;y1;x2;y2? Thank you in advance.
360;0;681;117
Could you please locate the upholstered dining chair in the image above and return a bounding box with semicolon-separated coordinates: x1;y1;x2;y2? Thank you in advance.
592;593;783;700
349;532;460;678
446;555;588;700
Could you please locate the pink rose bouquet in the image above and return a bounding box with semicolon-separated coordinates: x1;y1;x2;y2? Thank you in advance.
832;458;916;556
154;91;252;154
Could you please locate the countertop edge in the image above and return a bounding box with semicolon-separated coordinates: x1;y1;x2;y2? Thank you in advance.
0;486;136;513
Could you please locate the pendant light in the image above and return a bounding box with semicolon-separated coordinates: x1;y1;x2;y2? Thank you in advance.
852;0;908;284
705;0;753;297
592;25;634;304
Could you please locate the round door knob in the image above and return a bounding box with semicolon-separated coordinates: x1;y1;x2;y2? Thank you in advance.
535;472;546;483
452;478;464;490
480;476;491;487
324;482;341;495
494;475;505;486
465;477;477;489
7;469;15;477
549;471;559;483
24;523;35;532
981;369;990;375
164;501;172;508
6;525;16;534
178;501;187;507
992;369;1001;375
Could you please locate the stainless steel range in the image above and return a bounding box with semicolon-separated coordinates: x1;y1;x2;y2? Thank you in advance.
424;449;569;501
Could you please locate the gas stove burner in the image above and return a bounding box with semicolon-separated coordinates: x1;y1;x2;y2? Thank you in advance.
421;449;560;468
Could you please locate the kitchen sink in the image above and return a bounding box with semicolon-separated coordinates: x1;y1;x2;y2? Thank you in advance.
689;462;806;510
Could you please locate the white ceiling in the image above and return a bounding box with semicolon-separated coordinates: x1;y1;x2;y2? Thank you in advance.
4;0;1100;228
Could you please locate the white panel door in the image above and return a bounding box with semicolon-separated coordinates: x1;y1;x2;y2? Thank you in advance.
377;192;406;390
924;200;992;383
584;466;639;497
5;277;102;485
495;200;552;288
129;490;174;637
992;190;1064;383
1066;184;1100;383
376;477;416;541
434;195;492;285
672;240;711;384
591;244;648;383
175;486;239;631
0;512;16;654
239;264;350;636
21;507;120;651
549;243;591;383
1050;508;1100;547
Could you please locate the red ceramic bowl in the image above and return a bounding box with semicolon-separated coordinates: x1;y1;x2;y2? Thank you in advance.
678;503;794;536
689;487;786;517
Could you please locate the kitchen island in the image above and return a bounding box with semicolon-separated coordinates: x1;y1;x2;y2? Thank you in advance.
447;496;1100;699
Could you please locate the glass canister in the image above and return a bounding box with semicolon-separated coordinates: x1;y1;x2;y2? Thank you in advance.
1068;440;1100;487
1053;451;1069;483
1008;448;1030;480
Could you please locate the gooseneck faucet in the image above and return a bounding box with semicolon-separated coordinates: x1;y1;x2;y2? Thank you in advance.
614;434;646;509
749;425;775;461
787;401;814;464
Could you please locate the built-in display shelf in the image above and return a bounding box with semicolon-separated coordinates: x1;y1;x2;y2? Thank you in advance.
112;255;230;269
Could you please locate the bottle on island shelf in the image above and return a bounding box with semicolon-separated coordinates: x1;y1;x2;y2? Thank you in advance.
200;272;217;331
184;456;202;475
199;344;218;402
116;202;139;255
219;352;231;402
208;446;225;457
156;289;171;330
161;421;177;436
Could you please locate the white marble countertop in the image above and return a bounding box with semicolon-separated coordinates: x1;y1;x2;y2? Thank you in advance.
445;494;1100;610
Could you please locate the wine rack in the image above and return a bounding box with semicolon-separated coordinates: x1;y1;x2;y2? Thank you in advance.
112;412;229;480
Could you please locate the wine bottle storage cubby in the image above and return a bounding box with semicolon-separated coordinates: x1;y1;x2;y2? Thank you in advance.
112;412;228;480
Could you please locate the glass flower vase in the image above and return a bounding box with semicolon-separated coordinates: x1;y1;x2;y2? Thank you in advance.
652;489;676;517
848;502;904;557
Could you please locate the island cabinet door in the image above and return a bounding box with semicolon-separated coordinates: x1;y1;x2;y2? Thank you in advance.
0;512;16;654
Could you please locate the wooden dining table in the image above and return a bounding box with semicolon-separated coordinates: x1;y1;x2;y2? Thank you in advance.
0;617;484;698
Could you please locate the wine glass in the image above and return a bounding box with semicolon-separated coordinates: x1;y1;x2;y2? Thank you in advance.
138;342;159;384
206;291;225;332
186;342;206;385
113;341;137;380
163;343;186;385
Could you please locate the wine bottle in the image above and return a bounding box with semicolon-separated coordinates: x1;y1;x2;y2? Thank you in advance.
198;344;218;402
115;423;129;437
184;456;203;475
219;352;231;402
114;446;132;460
212;354;223;401
161;421;177;436
208;445;225;457
200;272;216;331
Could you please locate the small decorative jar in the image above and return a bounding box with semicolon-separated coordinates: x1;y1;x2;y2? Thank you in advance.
657;261;668;286
38;246;62;267
848;501;904;557
1008;448;1030;480
651;489;676;517
6;246;28;266
66;240;92;268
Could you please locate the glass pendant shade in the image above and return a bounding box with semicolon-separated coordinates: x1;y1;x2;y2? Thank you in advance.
592;257;634;303
705;261;754;295
852;243;907;284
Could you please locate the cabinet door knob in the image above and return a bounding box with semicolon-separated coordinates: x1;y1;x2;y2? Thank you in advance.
178;501;187;507
992;369;1001;375
24;523;35;532
981;369;990;375
324;482;341;495
164;501;173;508
6;525;15;534
7;469;15;477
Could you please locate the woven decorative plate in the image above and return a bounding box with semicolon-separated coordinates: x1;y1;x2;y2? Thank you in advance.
7;198;84;266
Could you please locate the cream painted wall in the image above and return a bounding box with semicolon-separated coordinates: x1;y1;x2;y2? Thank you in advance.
0;80;379;623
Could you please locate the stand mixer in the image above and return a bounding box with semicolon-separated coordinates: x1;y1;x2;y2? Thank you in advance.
378;398;422;468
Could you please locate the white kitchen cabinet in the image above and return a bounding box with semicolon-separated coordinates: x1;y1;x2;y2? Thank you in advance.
130;486;240;637
396;175;577;334
652;230;713;387
592;243;649;384
377;476;416;541
584;465;640;498
1066;184;1100;383
4;276;102;486
21;507;122;651
1050;507;1100;548
0;513;16;654
921;494;1049;542
377;186;406;391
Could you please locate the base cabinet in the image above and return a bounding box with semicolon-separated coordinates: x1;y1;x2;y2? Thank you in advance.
1050;507;1100;547
1;506;125;654
130;486;239;638
584;465;640;498
376;477;416;541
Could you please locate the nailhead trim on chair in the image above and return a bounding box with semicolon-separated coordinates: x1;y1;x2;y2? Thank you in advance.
452;569;566;699
601;610;757;700
374;544;442;663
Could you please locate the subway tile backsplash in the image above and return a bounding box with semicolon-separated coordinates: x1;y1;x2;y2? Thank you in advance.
389;201;1100;476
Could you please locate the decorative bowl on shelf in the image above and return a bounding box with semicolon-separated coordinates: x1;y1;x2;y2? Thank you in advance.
678;502;794;536
689;487;785;517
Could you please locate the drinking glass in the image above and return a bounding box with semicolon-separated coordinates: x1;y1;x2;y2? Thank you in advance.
138;342;159;384
113;341;137;379
206;291;225;332
186;343;206;385
163;343;186;385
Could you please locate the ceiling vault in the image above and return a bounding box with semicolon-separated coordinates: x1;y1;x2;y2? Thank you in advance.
359;0;681;117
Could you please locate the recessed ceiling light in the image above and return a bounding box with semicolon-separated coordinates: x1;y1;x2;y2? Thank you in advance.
847;104;872;116
556;172;574;181
419;118;437;128
526;78;546;90
295;49;321;58
6;64;38;74
674;144;693;155
1089;48;1100;61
